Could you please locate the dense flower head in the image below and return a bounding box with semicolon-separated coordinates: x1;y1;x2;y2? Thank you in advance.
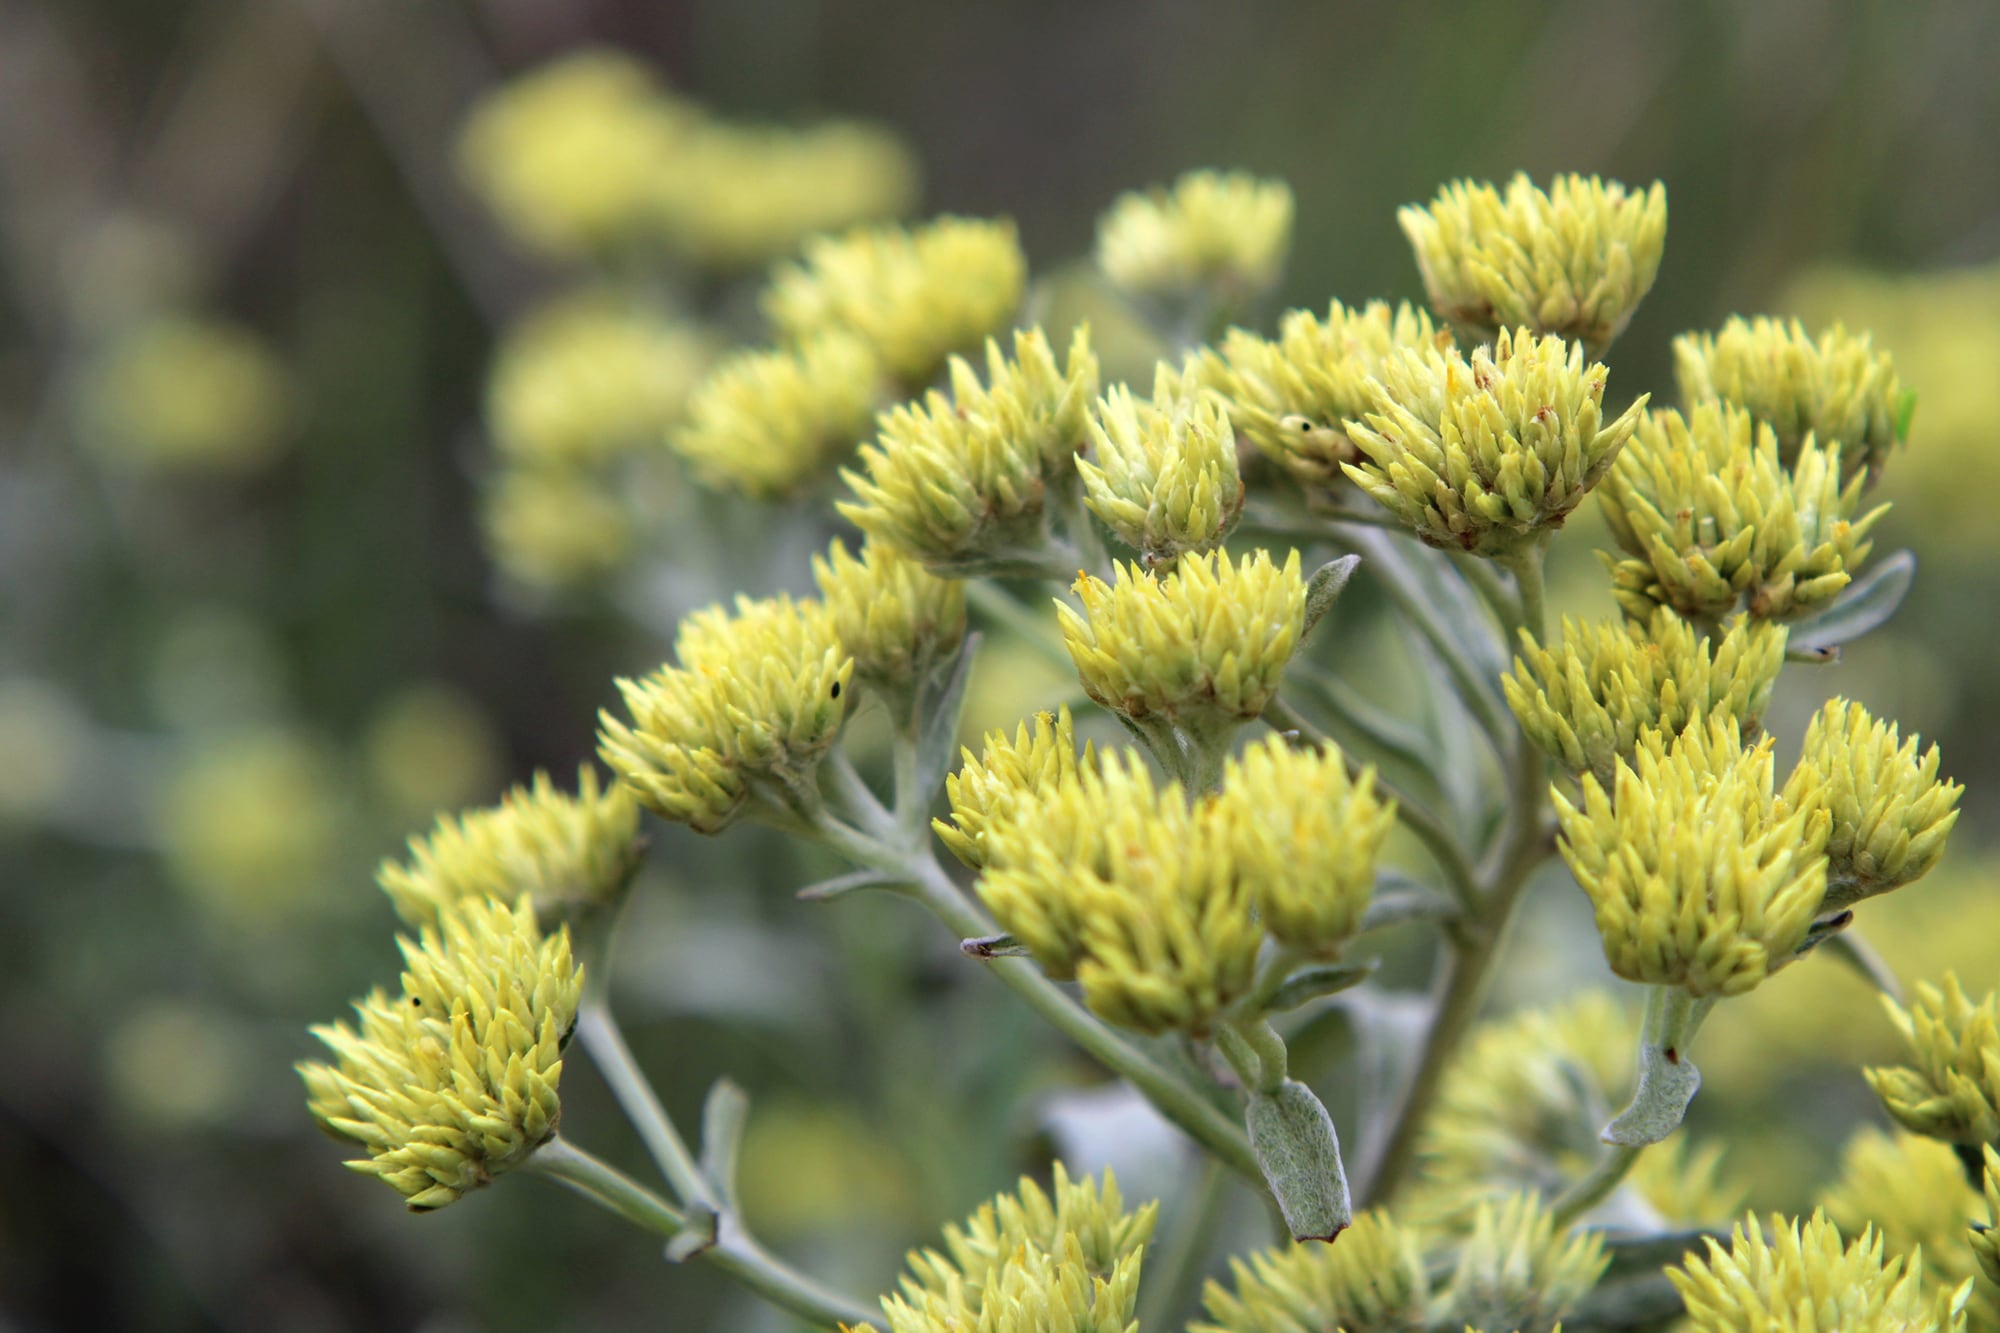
1597;401;1888;623
1503;607;1789;788
811;537;966;692
1675;316;1909;485
480;466;631;592
1199;299;1451;497
1553;717;1830;997
299;895;581;1211
1865;973;2000;1146
1212;735;1392;958
933;706;1093;871
1077;360;1243;565
456;50;690;259
1400;172;1667;355
1056;547;1305;732
1781;699;1961;909
1341;328;1647;557
597;594;852;833
81;313;290;473
1669;1211;1968;1332
839;327;1099;574
650;118;918;271
1819;1128;1998;1329
764;215;1027;388
487;291;709;469
376;767;641;928
853;1165;1154;1333
672;332;883;500
1095;169;1294;307
1410;993;1742;1230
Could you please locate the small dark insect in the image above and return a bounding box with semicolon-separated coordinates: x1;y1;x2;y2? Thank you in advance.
830;680;842;698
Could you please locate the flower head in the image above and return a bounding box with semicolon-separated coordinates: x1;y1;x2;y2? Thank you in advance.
481;466;632;592
839;327;1099;574
1194;1209;1431;1333
1077;361;1243;565
1342;328;1646;557
933;706;1093;871
812;537;966;694
764;216;1026;389
81;313;290;473
1400;172;1667;356
1676;316;1909;485
376;768;642;928
1597;402;1888;623
673;332;884;501
597;594;852;832
1819;1127;1998;1330
1781;699;1961;909
299;895;581;1211
1503;608;1788;788
1668;1211;1968;1332
1095;169;1293;308
1554;718;1829;997
1866;973;2000;1147
1199;299;1451;498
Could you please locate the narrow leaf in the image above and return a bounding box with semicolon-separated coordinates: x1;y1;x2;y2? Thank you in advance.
1268;960;1379;1012
914;631;983;797
961;932;1032;959
698;1078;750;1209
796;868;909;901
1303;555;1363;638
1788;550;1916;654
1602;989;1713;1147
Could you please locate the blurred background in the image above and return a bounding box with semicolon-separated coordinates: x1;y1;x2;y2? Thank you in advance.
2;1;1998;1329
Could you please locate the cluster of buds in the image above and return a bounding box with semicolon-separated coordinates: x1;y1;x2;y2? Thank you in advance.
1597;402;1887;623
1342;328;1647;558
849;1166;1155;1333
597;593;852;832
932;707;1093;871
1095;169;1294;312
671;331;883;501
1196;1193;1607;1333
375;767;641;928
811;537;967;700
481;467;632;592
1675;316;1910;485
1668;1212;1970;1332
1399;172;1667;356
764;216;1026;390
1819;1128;1999;1329
1198;299;1451;498
299;896;581;1211
1503;608;1789;788
1866;974;2000;1147
1076;362;1243;566
839;327;1099;575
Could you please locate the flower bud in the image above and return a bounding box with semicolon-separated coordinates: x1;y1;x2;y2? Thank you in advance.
597;594;852;832
1342;329;1646;557
1782;699;1962;910
299;895;581;1211
1554;718;1829;997
1399;172;1666;356
1197;1210;1429;1333
672;332;883;500
811;537;966;694
1095;169;1293;308
1675;316;1909;486
1503;608;1788;788
764;215;1026;389
1866;974;2000;1147
1668;1211;1962;1333
839;327;1099;575
376;768;641;929
1077;361;1243;565
933;706;1092;870
1597;402;1888;623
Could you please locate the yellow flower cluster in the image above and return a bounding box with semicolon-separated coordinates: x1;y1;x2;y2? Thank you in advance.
299;896;580;1211
1095;169;1294;308
672;331;883;501
1867;973;2000;1146
375;768;641;928
811;538;966;694
933;707;1093;871
1077;362;1243;565
1199;299;1450;497
1400;172;1667;355
1597;402;1887;623
81;313;290;473
480;466;632;592
1819;1128;1998;1329
598;594;852;832
1343;328;1647;558
1669;1211;1969;1332
765;216;1026;389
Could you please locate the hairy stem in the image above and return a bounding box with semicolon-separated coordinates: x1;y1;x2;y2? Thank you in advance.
1549;1144;1645;1228
575;1002;718;1212
530;1136;686;1236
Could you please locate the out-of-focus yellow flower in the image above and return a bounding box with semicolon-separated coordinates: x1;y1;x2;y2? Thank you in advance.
1077;361;1243;565
1095;169;1293;308
1866;973;2000;1147
103;1000;251;1130
673;332;883;501
1819;1127;1997;1329
1598;402;1887;623
158;728;342;923
1343;328;1645;558
362;684;503;824
1198;299;1451;498
300;895;580;1211
765;216;1026;389
487;290;709;468
481;466;633;592
1668;1211;1968;1332
1400;173;1666;356
457;49;691;259
81;313;290;473
812;538;966;696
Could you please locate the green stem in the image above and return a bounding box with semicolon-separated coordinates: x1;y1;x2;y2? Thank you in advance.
826;749;897;840
528;1136;685;1237
1136;1155;1231;1331
574;1002;717;1212
1548;1144;1645;1228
